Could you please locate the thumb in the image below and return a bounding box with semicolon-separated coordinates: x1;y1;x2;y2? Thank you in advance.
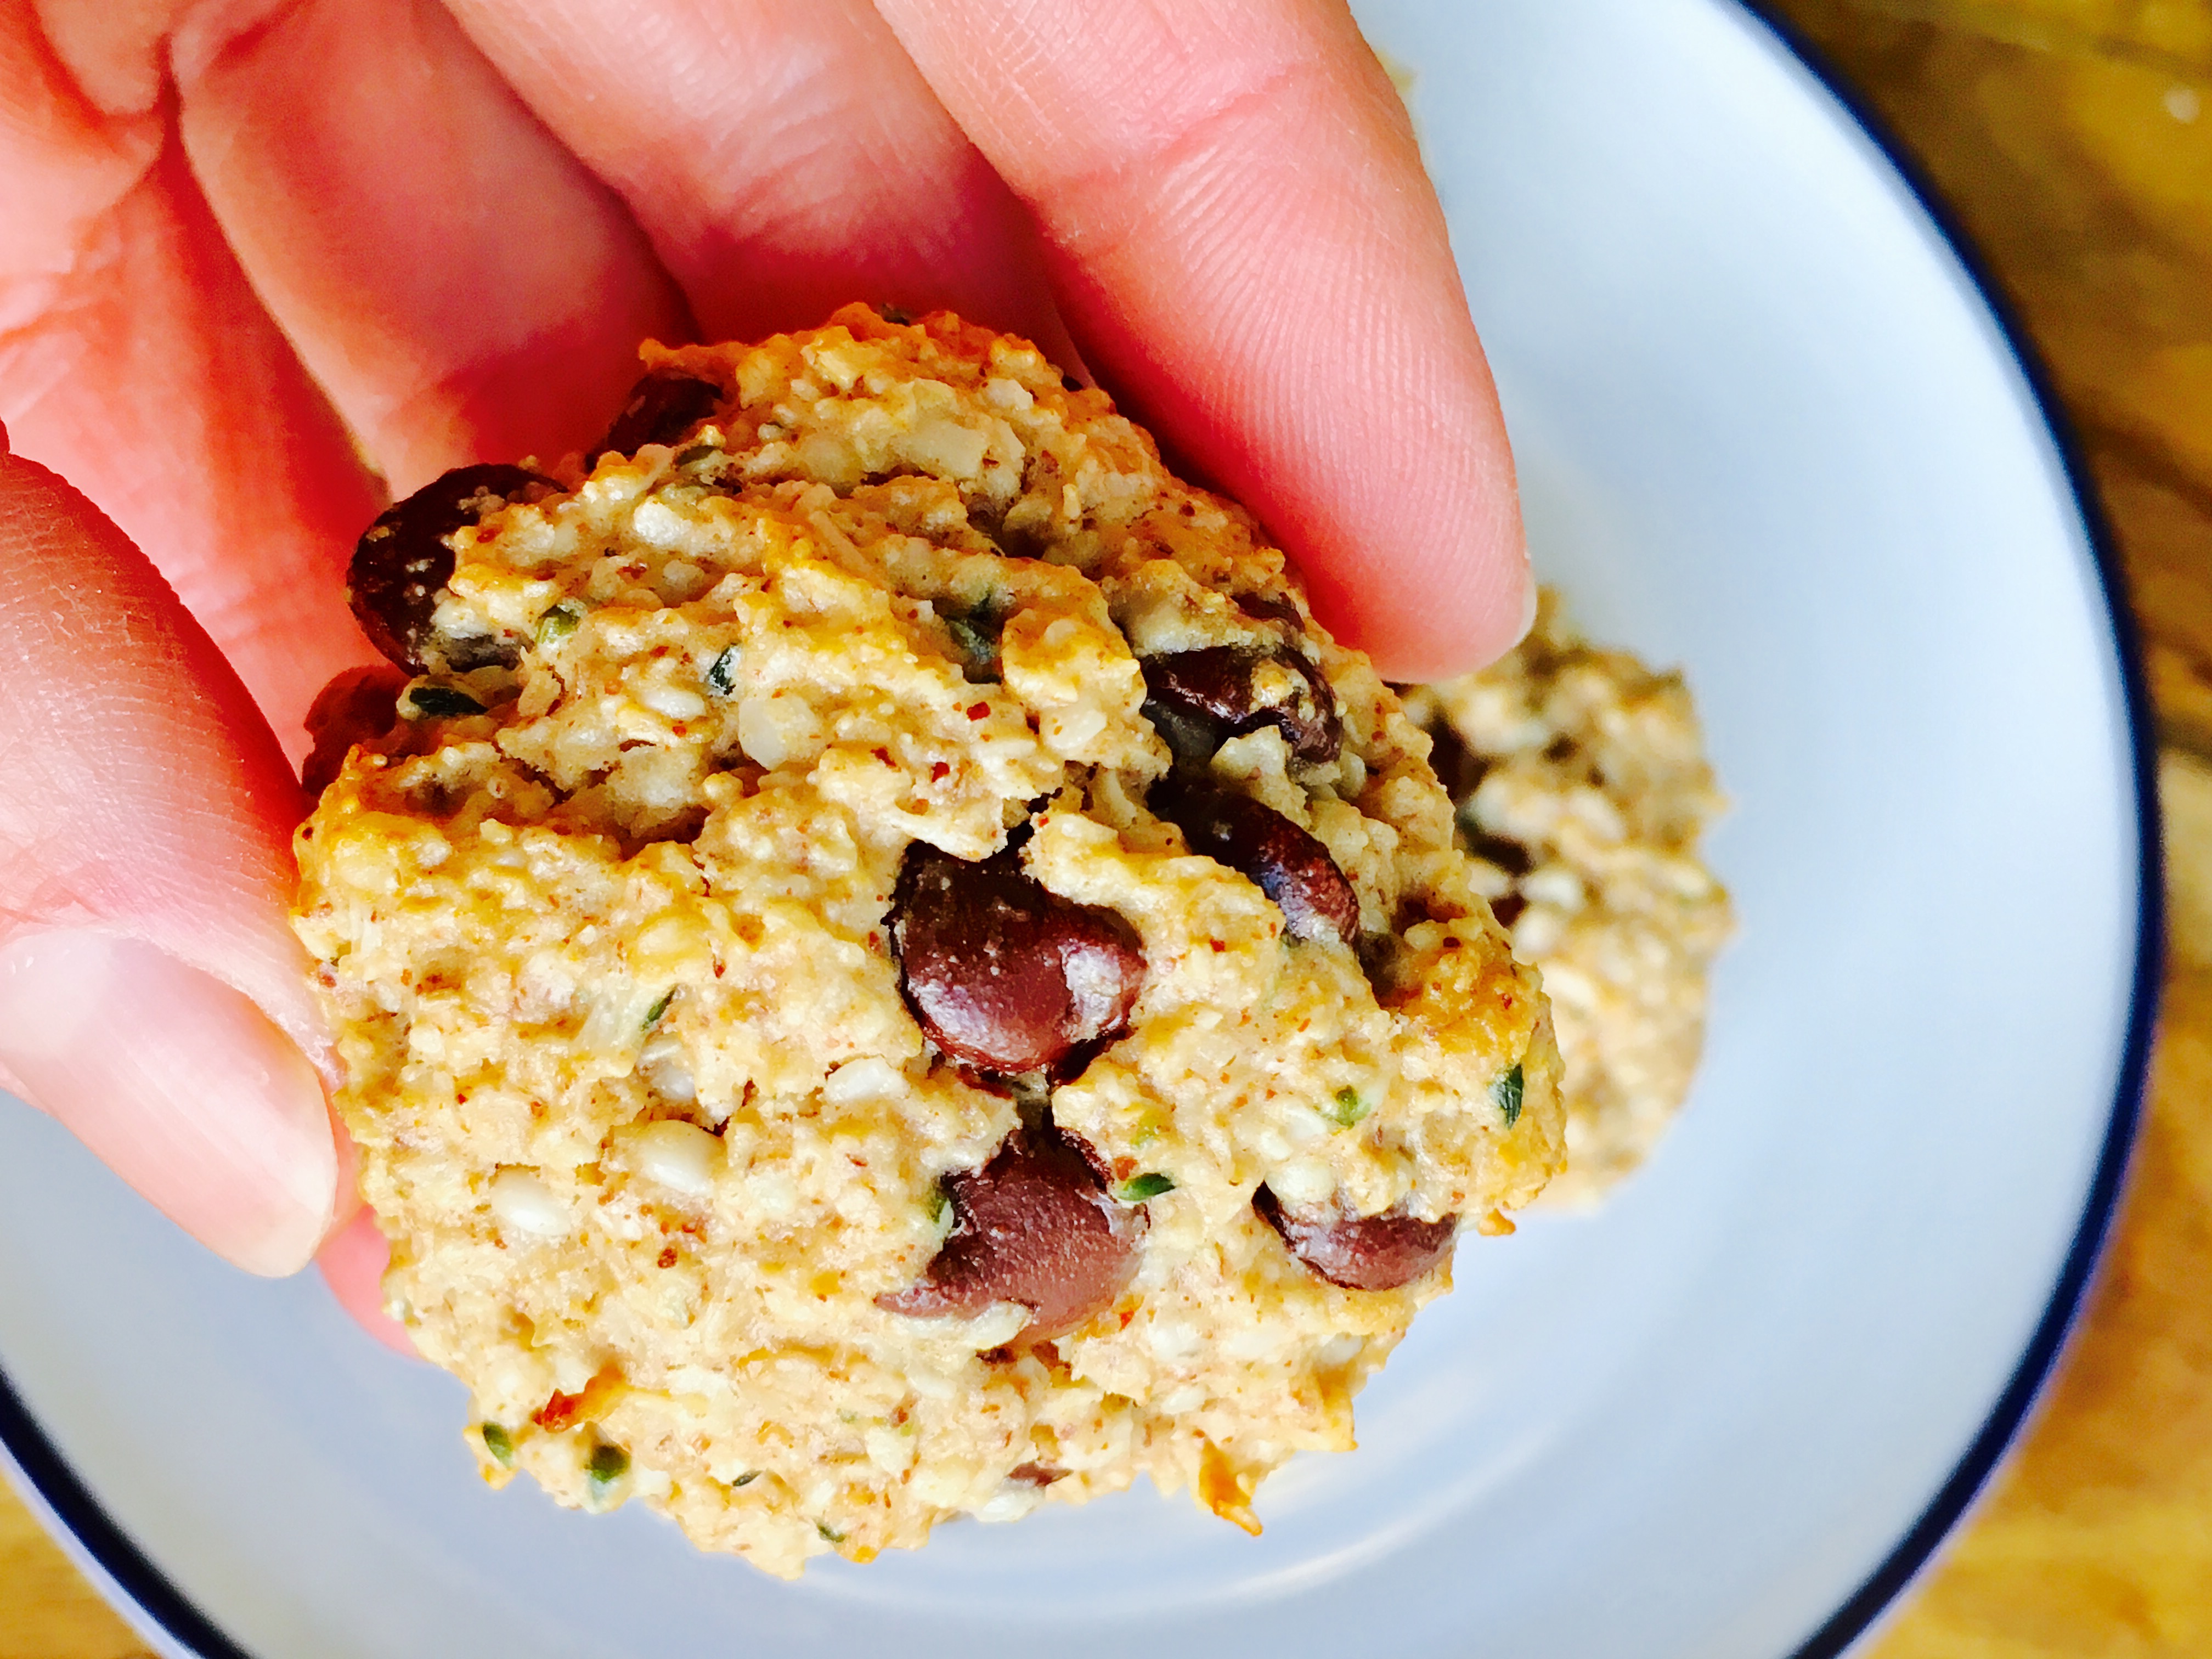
0;427;337;1275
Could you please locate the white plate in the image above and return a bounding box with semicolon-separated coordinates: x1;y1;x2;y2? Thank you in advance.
0;2;2155;1655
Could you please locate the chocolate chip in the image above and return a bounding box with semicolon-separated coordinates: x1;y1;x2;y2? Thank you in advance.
1491;891;1528;929
1253;1186;1457;1290
1140;647;1341;766
1462;821;1533;878
596;371;723;461
348;464;554;672
300;663;408;796
876;1122;1144;1338
1440;750;1533;876
404;684;486;719
1234;592;1306;634
1136;689;1224;766
1424;718;1489;804
1150;780;1359;946
891;843;1146;1078
439;632;523;673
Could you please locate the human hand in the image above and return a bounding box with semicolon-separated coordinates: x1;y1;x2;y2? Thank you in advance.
0;0;1527;1319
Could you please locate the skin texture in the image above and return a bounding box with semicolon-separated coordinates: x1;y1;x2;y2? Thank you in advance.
0;0;1528;1327
0;435;339;1276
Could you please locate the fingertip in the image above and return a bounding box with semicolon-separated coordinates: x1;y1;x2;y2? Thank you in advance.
318;1209;419;1358
881;0;1525;682
0;443;325;1042
1511;568;1541;648
0;932;336;1277
1305;504;1532;684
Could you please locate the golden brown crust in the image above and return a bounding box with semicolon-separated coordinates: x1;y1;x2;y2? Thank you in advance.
1406;591;1731;1205
294;306;1562;1575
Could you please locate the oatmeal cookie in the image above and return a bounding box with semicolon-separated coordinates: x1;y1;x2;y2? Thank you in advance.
293;304;1562;1576
1403;593;1730;1206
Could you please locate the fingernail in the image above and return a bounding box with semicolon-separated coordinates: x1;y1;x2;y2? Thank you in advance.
0;931;336;1275
1512;569;1539;647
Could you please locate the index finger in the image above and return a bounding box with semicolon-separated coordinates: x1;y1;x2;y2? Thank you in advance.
874;0;1529;681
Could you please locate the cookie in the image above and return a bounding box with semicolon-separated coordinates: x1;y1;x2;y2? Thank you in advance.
293;304;1562;1576
1403;593;1730;1206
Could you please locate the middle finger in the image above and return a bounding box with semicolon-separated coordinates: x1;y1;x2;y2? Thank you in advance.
443;0;1071;357
177;0;690;493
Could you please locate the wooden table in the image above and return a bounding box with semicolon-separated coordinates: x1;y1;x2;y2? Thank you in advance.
7;1;2212;1652
1772;3;2212;1652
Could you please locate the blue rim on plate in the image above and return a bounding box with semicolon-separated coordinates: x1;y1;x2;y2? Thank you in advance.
0;7;2164;1656
1734;2;2165;1652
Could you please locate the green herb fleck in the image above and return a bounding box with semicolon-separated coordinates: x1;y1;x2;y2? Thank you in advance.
535;601;585;645
641;988;676;1032
1113;1172;1175;1203
927;1181;953;1229
730;1470;759;1487
816;1521;846;1544
946;595;1007;682
874;303;914;325
1493;1063;1525;1129
704;645;741;697
404;684;485;719
1322;1086;1373;1130
478;1423;514;1466
673;443;719;468
586;1442;630;1489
